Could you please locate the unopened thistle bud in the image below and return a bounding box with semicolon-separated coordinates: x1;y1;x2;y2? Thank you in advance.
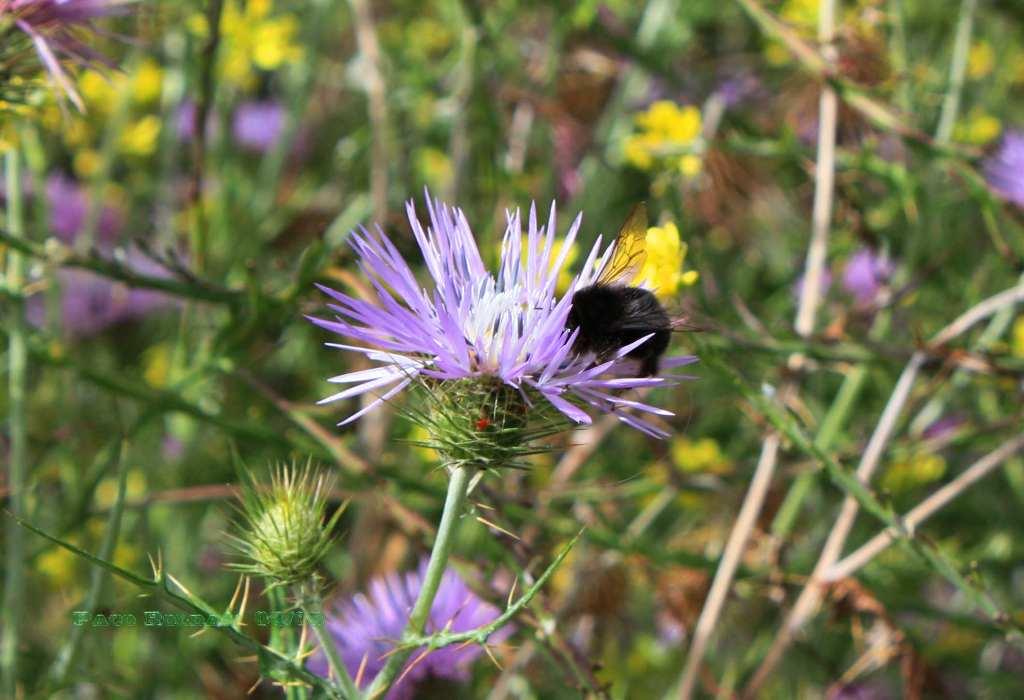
228;462;343;587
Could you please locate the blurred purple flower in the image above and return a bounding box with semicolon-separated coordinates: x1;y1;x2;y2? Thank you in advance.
175;100;198;141
2;0;131;110
232;100;284;152
309;193;695;438
25;247;178;337
308;562;508;700
984;130;1024;208
716;74;761;108
45;173;122;245
842;248;894;304
922;414;966;441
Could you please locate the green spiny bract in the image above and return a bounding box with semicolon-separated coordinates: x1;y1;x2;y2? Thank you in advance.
227;462;344;588
405;376;569;472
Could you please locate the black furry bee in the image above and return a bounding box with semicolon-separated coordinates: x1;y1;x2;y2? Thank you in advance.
566;204;673;376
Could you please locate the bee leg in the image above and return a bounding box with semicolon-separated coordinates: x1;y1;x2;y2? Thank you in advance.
640;356;659;377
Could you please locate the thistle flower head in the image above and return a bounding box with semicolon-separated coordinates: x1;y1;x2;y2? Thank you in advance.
228;462;342;587
1;0;131;111
309;192;695;446
308;561;509;700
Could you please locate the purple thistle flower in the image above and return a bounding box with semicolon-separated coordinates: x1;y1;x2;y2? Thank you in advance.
842;247;894;305
45;173;122;245
309;193;695;438
984;130;1024;208
308;562;509;700
25;247;178;337
232;100;285;152
2;0;131;110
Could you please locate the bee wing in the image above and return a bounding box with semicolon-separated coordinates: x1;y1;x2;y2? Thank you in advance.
597;203;648;286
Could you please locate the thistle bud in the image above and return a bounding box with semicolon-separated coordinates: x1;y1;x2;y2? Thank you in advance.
228;462;343;587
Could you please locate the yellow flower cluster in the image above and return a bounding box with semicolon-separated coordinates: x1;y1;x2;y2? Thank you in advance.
623;100;703;177
191;0;303;88
35;57;168;173
634;222;699;299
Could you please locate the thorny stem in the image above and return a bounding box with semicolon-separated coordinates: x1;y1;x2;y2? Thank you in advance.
364;465;472;699
677;1;840;696
1;147;27;697
298;582;361;700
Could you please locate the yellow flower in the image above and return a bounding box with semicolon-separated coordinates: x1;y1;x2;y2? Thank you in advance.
671;437;731;474
954;110;1002;145
1011;316;1024;358
252;16;301;70
967;41;994;80
881;451;946;494
625;102;702;174
119;115;161;156
624;134;655;170
634;221;698;299
636;101;701;143
217;0;303;87
132;59;164;104
79;70;116;105
678;154;702;178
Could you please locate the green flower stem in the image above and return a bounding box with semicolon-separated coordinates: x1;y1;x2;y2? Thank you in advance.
364;465;472;699
1;147;27;697
298;583;360;700
270;587;308;700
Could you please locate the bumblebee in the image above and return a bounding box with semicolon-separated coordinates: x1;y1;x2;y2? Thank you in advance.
566;204;672;376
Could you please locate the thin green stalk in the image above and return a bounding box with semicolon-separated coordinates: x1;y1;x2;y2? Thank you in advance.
364;465;472;698
49;443;129;687
934;0;977;145
1;147;27;697
298;582;359;699
269;587;309;700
